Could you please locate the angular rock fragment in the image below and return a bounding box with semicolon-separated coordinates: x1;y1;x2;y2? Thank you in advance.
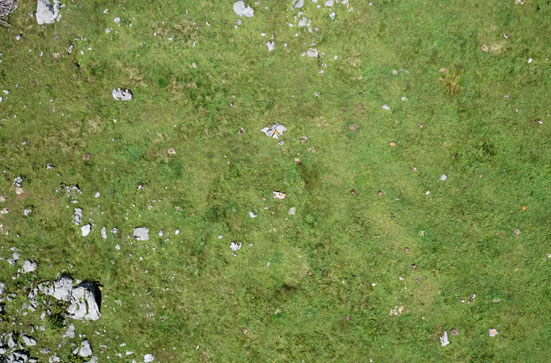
67;281;102;321
36;0;62;25
233;1;254;17
112;88;133;101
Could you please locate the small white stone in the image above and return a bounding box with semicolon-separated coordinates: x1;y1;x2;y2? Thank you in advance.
440;331;450;347
22;260;37;273
81;224;91;237
133;227;149;241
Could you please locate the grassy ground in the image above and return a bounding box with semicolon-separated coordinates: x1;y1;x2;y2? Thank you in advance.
1;0;551;361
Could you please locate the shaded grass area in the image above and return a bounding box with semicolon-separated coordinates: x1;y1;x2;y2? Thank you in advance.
1;0;551;361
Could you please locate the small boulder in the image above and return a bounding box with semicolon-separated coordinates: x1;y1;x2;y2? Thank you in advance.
233;1;254;17
112;88;133;101
21;260;37;273
81;224;91;237
39;275;73;301
36;0;62;25
75;339;92;357
133;227;149;241
67;281;101;321
22;335;37;346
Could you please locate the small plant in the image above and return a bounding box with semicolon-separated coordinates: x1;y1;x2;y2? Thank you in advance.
440;69;461;95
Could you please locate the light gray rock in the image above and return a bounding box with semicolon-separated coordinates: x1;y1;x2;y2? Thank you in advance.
76;339;92;357
22;260;37;273
63;323;75;339
73;208;82;225
36;0;62;25
67;281;101;321
440;331;450;346
112;88;133;101
306;48;319;57
81;224;91;237
39;275;73;301
233;1;254;17
7;333;16;348
22;335;37;346
133;227;149;241
13;176;23;187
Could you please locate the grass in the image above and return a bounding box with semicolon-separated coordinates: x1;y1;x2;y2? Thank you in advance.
1;0;551;361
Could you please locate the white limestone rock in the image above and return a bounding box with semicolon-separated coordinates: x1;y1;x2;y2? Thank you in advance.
133;227;149;241
39;275;73;301
67;281;101;321
233;1;254;17
36;0;62;25
112;88;133;101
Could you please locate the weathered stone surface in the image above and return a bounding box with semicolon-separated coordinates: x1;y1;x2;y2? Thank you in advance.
233;1;254;17
112;88;133;101
36;0;62;25
39;275;73;301
133;227;149;241
67;281;101;321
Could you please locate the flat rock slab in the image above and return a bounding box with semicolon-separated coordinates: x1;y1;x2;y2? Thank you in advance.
233;1;254;17
36;0;62;25
133;227;149;241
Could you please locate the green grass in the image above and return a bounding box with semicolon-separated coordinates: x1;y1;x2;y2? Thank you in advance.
1;0;551;361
